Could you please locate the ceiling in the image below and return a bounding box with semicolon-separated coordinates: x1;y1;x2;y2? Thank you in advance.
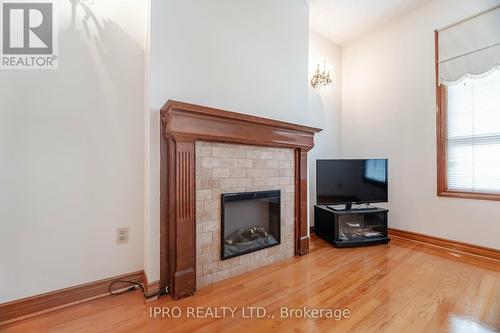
307;0;432;46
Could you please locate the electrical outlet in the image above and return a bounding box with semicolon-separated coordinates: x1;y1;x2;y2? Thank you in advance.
117;227;129;244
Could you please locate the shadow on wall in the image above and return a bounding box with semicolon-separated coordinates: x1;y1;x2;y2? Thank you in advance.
307;85;342;227
307;91;325;227
0;0;145;302
309;90;327;125
147;107;161;281
47;0;146;202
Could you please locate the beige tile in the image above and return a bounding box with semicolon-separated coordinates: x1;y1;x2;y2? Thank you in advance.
203;262;218;275
203;219;219;232
249;168;274;178
279;176;290;185
198;274;213;288
254;248;268;259
233;178;252;187
213;168;230;178
229;168;246;178
194;142;295;286
200;168;213;179
197;254;211;266
245;150;259;159
218;256;241;270
199;231;213;243
279;160;292;168
239;252;255;264
229;265;247;278
236;159;253;168
268;246;280;255
246;261;260;272
259;151;274;160
260;256;273;266
199;209;216;220
200;178;221;190
202;242;213;254
219;178;238;189
213;147;245;158
196;238;203;254
253;177;278;187
278;168;292;177
254;159;279;169
197;189;213;200
197;146;212;157
212;269;230;283
202;157;220;168
274;151;286;160
203;199;217;211
220;158;237;168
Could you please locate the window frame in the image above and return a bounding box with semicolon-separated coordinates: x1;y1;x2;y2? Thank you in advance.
435;31;500;201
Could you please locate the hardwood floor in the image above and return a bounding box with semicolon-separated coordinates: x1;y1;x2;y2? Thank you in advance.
2;236;499;333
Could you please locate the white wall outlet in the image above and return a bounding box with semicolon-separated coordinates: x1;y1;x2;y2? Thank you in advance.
117;227;129;244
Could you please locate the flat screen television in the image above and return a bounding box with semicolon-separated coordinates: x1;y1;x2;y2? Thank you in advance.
316;159;388;207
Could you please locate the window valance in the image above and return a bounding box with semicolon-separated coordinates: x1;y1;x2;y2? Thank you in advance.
438;6;500;85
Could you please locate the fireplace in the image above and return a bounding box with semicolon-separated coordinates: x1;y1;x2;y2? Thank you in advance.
160;100;321;299
221;190;281;260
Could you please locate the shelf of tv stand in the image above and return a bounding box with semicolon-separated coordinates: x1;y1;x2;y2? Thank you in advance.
326;207;386;214
314;205;390;248
330;237;391;248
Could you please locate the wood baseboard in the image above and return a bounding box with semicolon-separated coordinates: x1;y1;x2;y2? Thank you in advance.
0;270;144;327
142;271;161;298
389;228;500;263
145;281;161;298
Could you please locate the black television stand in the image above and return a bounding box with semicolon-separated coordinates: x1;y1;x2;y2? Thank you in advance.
314;205;390;247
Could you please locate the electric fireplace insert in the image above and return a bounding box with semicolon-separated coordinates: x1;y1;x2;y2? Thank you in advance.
221;190;281;260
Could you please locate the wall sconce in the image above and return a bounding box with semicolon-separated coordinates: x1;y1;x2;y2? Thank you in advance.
311;61;332;88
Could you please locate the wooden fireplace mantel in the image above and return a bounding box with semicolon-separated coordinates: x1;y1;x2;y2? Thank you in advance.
160;100;322;299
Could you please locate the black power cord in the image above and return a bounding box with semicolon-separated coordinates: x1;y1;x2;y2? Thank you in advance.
108;280;160;299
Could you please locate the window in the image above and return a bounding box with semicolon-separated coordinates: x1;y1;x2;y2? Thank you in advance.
436;6;500;200
446;68;500;193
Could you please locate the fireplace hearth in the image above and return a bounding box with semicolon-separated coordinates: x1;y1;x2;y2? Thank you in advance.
221;190;281;260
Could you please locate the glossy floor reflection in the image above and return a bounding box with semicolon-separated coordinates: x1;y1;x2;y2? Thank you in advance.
2;236;499;333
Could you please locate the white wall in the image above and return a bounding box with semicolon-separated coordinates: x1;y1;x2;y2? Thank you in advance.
147;0;312;282
342;0;500;249
0;1;147;302
308;30;343;225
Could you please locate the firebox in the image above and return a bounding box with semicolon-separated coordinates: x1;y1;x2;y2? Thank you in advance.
221;190;281;260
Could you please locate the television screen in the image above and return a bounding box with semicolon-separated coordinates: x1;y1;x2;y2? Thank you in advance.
316;159;388;205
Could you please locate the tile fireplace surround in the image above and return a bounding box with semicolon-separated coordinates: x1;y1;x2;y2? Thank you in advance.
195;141;295;288
160;101;321;299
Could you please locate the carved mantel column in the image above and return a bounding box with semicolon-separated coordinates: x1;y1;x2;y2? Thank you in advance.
295;148;310;256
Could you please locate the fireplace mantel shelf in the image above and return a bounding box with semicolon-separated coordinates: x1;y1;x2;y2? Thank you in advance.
160;100;322;299
161;100;321;150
